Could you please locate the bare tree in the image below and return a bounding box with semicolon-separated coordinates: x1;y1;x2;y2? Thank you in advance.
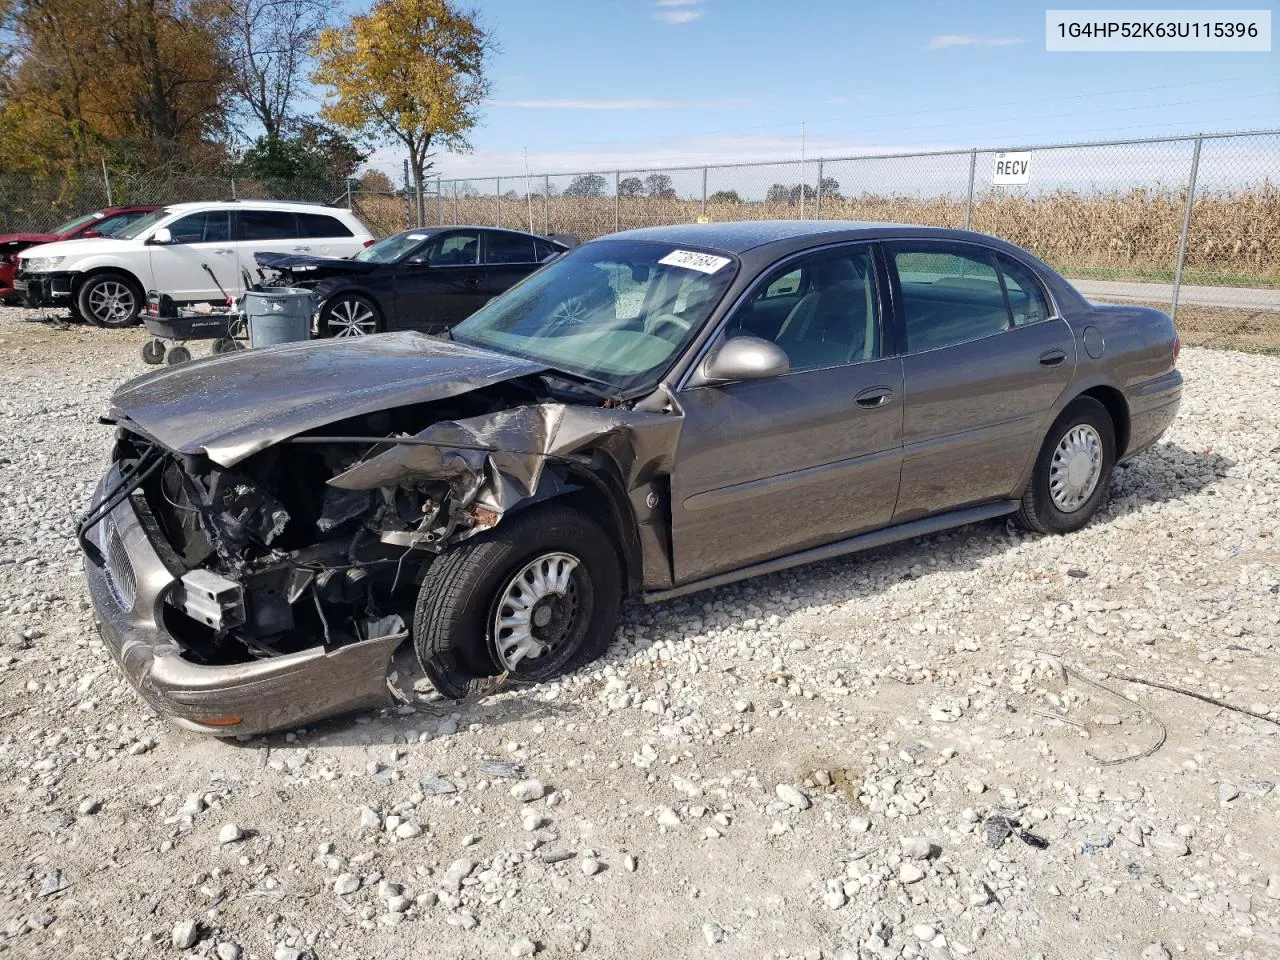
223;0;328;139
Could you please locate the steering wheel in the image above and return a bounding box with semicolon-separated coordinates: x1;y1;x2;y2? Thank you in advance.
643;312;690;339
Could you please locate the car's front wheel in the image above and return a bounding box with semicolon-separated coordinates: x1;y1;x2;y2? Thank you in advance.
319;294;381;337
413;504;622;699
1015;396;1116;534
77;272;143;328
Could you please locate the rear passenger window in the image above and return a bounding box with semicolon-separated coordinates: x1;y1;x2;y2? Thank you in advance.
997;255;1050;326
484;232;536;264
891;245;1010;353
240;210;298;241
298;213;353;238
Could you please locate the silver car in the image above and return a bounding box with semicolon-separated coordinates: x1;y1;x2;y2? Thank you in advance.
80;221;1182;735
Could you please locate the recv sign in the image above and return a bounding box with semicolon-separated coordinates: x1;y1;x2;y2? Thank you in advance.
992;151;1032;185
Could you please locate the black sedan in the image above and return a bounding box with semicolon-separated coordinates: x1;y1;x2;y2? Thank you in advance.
255;226;568;337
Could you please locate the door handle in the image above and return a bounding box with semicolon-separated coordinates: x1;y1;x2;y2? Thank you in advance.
462;275;480;287
855;386;894;408
214;248;234;255
1039;349;1067;367
292;246;312;252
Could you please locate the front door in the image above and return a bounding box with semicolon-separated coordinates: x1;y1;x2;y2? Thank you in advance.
480;230;541;302
393;229;485;331
670;243;905;583
886;241;1077;521
148;210;235;301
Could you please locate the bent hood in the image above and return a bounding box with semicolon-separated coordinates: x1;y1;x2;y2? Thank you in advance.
255;251;377;283
17;236;131;261
0;232;59;250
109;332;548;466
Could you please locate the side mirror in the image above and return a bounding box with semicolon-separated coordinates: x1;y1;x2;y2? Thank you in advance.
150;227;173;244
407;255;430;266
699;336;789;384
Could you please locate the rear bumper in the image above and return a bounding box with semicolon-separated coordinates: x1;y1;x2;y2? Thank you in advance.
1123;368;1183;460
83;471;405;736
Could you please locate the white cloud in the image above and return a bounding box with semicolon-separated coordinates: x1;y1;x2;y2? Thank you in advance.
928;34;1024;49
653;0;703;24
488;97;748;110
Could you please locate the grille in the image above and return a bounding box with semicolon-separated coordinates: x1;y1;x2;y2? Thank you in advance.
102;517;137;610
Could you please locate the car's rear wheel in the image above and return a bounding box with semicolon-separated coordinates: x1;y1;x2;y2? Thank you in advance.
413;504;622;700
77;272;143;328
1015;396;1116;534
320;294;381;337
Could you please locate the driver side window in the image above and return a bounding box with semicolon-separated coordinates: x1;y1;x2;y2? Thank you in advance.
729;247;881;373
422;230;479;266
166;211;231;244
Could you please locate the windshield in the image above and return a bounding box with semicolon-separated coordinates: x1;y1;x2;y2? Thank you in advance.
114;208;171;241
353;231;428;263
52;212;100;234
452;239;738;392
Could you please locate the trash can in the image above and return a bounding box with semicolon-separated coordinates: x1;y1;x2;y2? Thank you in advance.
243;288;315;348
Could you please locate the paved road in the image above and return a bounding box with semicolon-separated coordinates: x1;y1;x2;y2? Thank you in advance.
1069;278;1280;312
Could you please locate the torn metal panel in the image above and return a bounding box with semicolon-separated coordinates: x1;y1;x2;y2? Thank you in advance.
108;333;549;467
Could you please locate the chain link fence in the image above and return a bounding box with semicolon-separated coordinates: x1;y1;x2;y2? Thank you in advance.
420;129;1280;352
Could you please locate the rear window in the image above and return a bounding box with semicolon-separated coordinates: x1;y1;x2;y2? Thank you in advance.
533;238;562;262
299;212;354;239
240;210;298;241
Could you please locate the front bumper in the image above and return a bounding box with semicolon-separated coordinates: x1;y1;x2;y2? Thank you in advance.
15;271;75;307
82;471;406;736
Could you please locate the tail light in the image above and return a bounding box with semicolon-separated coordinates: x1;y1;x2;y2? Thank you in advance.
362;239;376;248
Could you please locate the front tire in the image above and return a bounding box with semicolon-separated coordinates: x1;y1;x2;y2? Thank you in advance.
1015;397;1116;534
413;504;622;699
319;294;381;337
77;272;143;328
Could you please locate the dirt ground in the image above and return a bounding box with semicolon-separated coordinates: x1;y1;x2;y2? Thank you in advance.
0;306;1277;960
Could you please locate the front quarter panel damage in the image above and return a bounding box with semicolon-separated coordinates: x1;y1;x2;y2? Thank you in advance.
328;401;684;589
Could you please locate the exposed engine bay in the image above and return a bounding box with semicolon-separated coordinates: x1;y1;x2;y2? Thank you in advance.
83;363;679;671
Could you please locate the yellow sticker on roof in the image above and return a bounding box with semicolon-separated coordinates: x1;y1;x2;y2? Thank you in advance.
659;249;731;274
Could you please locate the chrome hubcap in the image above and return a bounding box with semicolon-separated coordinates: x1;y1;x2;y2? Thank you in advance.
327;299;377;336
1049;424;1103;512
88;281;134;323
492;552;581;669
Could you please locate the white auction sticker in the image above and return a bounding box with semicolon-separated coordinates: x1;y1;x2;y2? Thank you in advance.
658;249;732;274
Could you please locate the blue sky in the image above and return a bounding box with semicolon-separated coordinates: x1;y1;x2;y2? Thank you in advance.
362;0;1279;179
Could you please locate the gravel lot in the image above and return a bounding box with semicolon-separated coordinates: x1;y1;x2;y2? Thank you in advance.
1;305;1278;960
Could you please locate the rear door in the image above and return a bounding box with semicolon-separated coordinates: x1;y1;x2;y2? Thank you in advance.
234;210;305;293
480;230;541;301
670;242;905;582
886;241;1076;521
147;210;235;300
392;229;483;331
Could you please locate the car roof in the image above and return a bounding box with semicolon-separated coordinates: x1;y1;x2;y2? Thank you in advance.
161;200;349;214
394;225;566;244
606;220;1002;255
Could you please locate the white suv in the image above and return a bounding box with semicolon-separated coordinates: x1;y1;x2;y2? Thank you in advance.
16;200;374;327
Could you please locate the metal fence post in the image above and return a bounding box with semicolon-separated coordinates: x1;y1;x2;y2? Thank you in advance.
403;160;412;229
614;171;621;233
964;149;977;229
345;178;353;210
1171;135;1204;326
701;167;708;218
452;182;458;225
101;159;113;206
544;175;550;235
496;177;502;227
437;177;443;224
230;178;237;201
815;159;823;218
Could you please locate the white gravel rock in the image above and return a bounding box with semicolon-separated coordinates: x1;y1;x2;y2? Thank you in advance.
775;784;811;810
334;873;361;895
510;779;547;802
217;823;243;845
172;919;198;949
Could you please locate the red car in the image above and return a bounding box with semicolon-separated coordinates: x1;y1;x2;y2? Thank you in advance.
0;205;159;304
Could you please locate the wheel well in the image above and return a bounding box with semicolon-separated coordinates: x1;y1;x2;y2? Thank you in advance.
1079;385;1130;457
74;268;143;298
548;464;643;596
321;289;382;316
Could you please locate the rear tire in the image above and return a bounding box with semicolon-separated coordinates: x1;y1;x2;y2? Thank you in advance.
413;504;622;700
319;294;381;337
77;271;143;328
1015;397;1116;535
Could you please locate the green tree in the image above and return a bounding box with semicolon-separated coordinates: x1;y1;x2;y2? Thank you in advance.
644;173;675;198
563;173;606;198
358;168;395;193
708;189;741;203
618;176;644;198
236;121;364;187
312;0;493;225
819;176;841;200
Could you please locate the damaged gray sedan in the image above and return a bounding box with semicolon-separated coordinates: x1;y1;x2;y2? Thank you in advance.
80;221;1182;735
